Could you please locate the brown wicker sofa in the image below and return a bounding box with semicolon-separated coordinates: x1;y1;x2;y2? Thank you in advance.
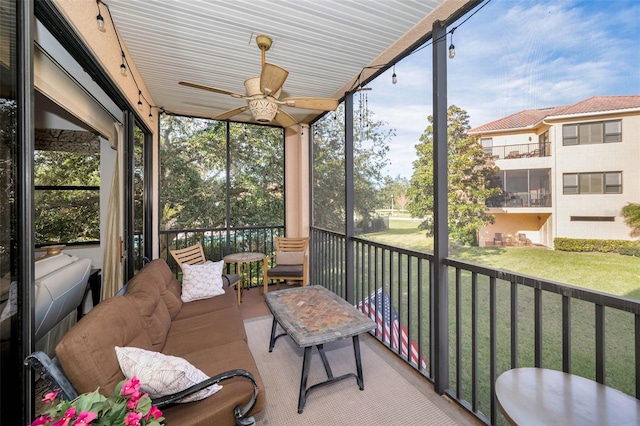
26;259;264;426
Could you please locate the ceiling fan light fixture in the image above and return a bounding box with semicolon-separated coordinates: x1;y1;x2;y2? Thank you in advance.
248;99;278;122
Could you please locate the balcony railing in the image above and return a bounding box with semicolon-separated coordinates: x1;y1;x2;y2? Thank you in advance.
486;142;551;160
486;190;551;208
311;227;640;425
159;225;284;283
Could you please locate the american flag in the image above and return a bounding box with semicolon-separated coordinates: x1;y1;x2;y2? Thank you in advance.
357;288;427;370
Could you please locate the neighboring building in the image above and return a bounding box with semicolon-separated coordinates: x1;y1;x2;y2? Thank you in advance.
468;96;640;248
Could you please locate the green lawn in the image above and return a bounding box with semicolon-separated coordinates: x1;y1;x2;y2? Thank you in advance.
360;218;640;421
363;218;640;299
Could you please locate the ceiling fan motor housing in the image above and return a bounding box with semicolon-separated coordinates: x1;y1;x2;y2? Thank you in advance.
248;99;278;122
244;76;278;121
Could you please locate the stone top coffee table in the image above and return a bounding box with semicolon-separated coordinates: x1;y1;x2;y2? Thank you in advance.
264;285;375;413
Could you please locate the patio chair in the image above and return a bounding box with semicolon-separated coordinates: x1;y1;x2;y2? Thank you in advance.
169;243;206;267
493;233;504;246
506;151;521;159
169;243;240;290
263;236;310;293
517;233;530;246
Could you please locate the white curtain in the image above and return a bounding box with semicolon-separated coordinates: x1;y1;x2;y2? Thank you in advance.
102;123;123;298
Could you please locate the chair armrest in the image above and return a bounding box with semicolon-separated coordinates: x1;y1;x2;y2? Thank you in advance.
151;369;258;423
222;273;241;288
24;351;79;401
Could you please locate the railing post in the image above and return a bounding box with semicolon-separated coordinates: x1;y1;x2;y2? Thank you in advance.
432;19;449;394
344;91;355;304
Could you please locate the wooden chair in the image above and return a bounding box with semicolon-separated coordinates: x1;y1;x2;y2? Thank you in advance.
169;243;241;303
263;236;310;293
169;243;206;267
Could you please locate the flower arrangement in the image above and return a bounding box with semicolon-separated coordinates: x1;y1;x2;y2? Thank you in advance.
31;377;164;426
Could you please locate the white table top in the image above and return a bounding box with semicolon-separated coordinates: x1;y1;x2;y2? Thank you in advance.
495;367;640;425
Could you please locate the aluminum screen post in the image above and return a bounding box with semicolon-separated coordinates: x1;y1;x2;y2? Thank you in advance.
432;19;449;395
344;91;354;304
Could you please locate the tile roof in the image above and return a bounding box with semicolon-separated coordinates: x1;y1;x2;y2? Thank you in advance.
468;95;640;133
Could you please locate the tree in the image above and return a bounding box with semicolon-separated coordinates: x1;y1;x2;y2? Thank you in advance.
621;203;640;237
379;175;410;211
407;105;500;246
33;149;101;244
312;104;394;232
159;115;284;230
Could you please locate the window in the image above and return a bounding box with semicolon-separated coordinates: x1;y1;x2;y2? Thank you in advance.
562;120;622;145
481;138;493;156
34;135;100;246
485;168;551;207
571;216;615;222
563;172;622;194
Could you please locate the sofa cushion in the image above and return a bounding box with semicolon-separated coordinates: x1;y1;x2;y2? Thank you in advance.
115;346;222;403
267;264;304;278
275;251;305;265
128;259;183;319
160;340;265;426
181;261;225;302
56;297;154;395
164;305;247;355
173;286;237;321
124;279;172;351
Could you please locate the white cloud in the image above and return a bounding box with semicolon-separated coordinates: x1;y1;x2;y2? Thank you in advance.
355;0;639;178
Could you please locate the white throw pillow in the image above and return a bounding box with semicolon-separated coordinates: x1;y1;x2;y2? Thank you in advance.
114;346;222;403
180;260;225;302
276;251;305;265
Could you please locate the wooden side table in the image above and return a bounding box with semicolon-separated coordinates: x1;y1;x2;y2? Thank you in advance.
223;252;267;304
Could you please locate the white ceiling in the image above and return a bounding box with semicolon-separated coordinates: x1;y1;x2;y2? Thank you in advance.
105;0;470;125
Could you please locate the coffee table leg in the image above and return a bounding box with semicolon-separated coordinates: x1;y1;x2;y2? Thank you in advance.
298;346;313;413
268;317;278;352
316;344;334;379
353;335;365;390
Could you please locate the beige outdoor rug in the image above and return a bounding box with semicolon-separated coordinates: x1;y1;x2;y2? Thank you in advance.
245;316;467;425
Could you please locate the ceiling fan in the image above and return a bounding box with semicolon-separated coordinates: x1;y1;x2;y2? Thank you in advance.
179;35;338;128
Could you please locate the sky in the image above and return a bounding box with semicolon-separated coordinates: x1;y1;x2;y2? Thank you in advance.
364;0;640;179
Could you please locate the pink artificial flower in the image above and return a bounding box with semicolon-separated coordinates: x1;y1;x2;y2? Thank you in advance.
75;411;98;424
124;412;143;426
145;406;163;420
51;406;76;426
121;377;141;398
30;415;52;426
42;391;59;403
126;394;140;410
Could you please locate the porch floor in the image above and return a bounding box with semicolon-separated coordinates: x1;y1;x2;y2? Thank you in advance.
241;284;482;425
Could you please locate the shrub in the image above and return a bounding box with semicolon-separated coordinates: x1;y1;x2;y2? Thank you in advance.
554;238;640;254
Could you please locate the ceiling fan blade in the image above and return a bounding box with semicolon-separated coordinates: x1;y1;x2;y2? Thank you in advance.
260;63;289;95
214;106;249;120
281;97;338;111
273;109;297;128
179;81;245;98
